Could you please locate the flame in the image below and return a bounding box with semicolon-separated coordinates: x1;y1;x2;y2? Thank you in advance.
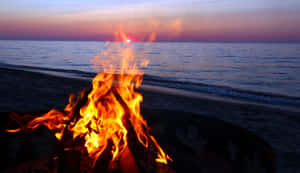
6;30;172;168
170;18;182;36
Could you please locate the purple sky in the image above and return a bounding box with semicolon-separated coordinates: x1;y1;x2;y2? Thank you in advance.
1;0;300;42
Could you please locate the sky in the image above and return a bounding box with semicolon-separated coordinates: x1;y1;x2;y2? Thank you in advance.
1;0;300;42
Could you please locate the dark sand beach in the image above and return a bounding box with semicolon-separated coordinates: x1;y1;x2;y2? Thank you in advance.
0;67;299;172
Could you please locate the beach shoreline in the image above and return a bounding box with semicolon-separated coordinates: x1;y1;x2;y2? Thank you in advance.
0;67;299;172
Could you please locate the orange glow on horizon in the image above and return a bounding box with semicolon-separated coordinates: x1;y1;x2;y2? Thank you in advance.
1;11;300;42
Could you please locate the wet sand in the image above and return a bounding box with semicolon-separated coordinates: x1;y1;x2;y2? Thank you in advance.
0;67;299;172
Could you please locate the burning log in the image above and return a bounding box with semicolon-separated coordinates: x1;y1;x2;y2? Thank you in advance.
113;87;173;172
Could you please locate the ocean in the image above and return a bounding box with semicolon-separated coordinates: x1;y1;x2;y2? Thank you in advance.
0;40;300;109
0;40;300;172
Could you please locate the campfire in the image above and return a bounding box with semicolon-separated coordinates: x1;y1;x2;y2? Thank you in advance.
6;31;172;172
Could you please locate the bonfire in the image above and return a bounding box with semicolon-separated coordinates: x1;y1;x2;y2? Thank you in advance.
6;31;172;172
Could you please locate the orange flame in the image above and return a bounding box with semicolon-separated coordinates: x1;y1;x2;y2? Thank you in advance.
6;30;172;168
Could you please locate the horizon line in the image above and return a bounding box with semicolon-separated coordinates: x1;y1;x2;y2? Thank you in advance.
1;38;300;44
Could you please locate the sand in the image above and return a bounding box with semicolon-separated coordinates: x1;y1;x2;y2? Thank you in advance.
0;67;299;172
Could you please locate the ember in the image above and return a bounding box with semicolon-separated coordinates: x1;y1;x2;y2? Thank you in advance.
6;31;172;172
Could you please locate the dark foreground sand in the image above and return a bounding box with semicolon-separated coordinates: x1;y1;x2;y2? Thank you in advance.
0;67;299;172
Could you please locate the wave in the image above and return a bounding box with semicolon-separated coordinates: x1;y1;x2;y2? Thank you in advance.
142;76;300;108
1;63;300;109
0;63;96;79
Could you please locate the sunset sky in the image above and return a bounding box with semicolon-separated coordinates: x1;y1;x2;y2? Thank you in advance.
1;0;300;42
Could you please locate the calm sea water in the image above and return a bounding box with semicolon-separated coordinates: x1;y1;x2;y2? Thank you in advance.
0;40;300;107
1;40;300;172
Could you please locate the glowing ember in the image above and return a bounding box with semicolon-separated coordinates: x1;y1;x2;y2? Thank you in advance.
6;30;172;170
